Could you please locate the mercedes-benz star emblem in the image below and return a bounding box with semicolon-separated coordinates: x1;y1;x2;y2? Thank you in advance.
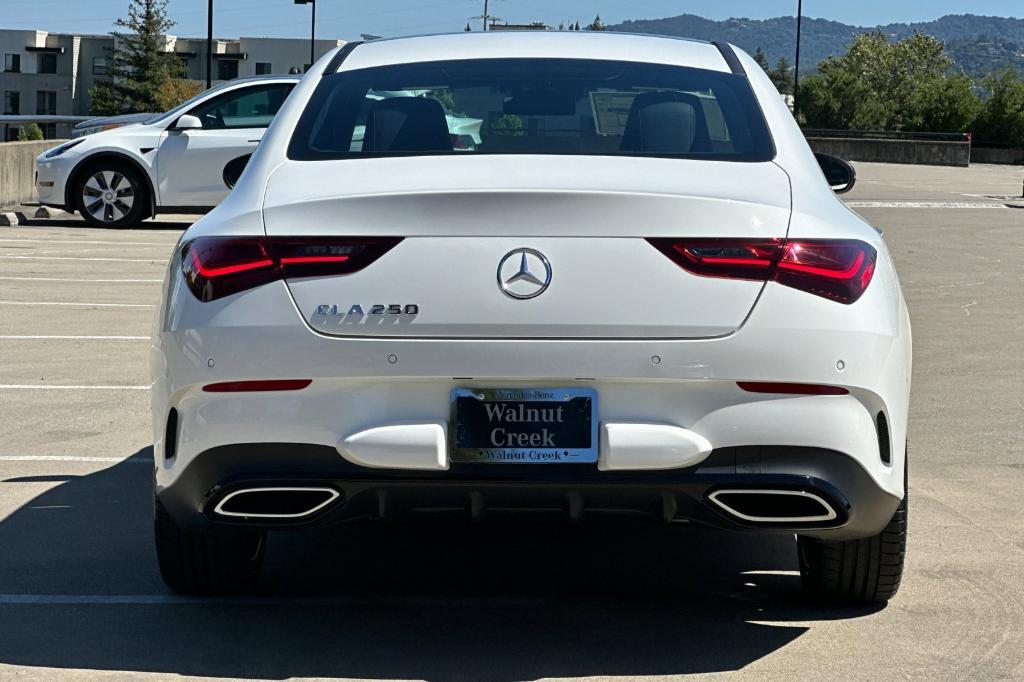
497;248;552;300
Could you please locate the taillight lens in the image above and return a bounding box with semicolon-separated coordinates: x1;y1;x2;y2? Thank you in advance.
648;239;781;280
647;238;876;304
181;236;402;302
775;240;876;304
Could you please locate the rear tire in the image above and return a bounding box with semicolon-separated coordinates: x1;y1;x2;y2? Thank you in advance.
154;497;266;595
74;159;149;228
798;467;908;604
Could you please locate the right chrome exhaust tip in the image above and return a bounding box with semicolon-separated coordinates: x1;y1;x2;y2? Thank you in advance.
707;489;838;524
212;486;340;519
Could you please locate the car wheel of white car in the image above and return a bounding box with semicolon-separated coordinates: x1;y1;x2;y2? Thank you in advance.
797;454;908;604
74;161;147;228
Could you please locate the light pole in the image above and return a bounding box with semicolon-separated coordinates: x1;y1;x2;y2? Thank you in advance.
206;0;213;88
793;0;803;115
294;0;316;69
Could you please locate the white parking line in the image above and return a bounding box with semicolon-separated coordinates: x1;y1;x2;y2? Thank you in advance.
0;301;155;308
0;276;162;283
0;456;150;463
0;594;543;606
0;335;149;340
0;238;176;247
0;255;167;263
844;200;1008;209
0;384;151;390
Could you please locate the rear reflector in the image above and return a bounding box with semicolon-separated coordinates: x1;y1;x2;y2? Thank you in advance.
737;382;849;395
647;238;876;304
203;379;312;392
181;236;402;302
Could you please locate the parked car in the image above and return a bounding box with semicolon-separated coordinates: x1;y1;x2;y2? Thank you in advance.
72;112;155;138
36;75;300;227
152;32;910;603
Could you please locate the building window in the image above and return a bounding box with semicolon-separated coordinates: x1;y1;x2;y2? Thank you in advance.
40;123;57;139
3;91;20;114
255;62;272;75
92;57;107;75
38;53;57;74
217;60;238;81
4;53;20;73
36;90;57;115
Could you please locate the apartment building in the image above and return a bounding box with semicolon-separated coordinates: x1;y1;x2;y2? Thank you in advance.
1;28;343;139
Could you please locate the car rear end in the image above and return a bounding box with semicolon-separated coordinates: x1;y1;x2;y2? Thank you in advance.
151;34;910;597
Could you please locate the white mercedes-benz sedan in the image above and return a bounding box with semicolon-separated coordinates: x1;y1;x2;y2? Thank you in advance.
35;75;299;227
151;32;911;603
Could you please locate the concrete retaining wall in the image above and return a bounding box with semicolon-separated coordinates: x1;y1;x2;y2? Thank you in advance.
0;139;66;207
971;146;1024;166
806;137;971;167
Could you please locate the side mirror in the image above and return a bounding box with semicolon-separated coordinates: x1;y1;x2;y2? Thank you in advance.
222;153;252;189
173;114;202;131
815;152;856;194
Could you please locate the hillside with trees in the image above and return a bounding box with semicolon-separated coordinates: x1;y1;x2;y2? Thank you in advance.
610;13;1024;78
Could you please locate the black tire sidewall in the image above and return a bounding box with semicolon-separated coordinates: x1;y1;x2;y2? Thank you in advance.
74;160;148;228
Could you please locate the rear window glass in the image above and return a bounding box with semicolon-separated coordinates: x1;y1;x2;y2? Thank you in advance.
288;58;775;162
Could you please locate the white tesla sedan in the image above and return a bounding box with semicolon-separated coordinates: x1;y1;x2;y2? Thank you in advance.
151;32;911;603
35;75;299;227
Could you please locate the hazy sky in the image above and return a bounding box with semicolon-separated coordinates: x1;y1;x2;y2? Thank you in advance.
5;0;1022;41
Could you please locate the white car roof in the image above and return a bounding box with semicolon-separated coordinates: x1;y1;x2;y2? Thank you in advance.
336;32;732;74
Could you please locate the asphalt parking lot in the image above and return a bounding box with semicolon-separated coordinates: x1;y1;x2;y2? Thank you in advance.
0;161;1022;680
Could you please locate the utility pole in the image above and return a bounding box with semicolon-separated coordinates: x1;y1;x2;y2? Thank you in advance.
206;0;213;88
793;0;803;116
472;0;500;31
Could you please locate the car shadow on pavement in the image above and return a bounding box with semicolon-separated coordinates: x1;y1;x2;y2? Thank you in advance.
0;447;882;680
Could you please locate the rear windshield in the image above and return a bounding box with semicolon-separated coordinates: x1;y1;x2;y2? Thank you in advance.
288;58;775;162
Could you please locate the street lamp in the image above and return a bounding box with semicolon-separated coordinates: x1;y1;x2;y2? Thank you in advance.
793;0;803;116
294;0;316;69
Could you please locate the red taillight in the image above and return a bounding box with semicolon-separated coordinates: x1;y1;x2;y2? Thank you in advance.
775;240;877;304
648;239;782;280
647;238;876;304
269;237;402;280
181;236;402;302
203;379;312;392
737;381;849;395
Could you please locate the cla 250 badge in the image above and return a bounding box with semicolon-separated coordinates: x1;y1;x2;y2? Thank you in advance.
314;304;419;317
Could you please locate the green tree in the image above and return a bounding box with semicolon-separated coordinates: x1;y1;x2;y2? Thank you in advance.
89;0;184;115
585;14;606;31
799;31;981;132
753;47;770;72
972;68;1024;145
16;123;44;141
770;56;793;96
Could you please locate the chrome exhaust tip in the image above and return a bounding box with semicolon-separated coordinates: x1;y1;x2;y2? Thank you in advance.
213;486;340;519
707;489;838;524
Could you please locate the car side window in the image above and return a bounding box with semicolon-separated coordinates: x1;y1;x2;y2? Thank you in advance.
188;84;294;130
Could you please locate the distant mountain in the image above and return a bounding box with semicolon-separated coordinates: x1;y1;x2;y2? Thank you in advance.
609;13;1024;76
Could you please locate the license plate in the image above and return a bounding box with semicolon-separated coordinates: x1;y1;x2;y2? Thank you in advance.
450;388;598;463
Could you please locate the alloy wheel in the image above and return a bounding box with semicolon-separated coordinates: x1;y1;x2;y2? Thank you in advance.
82;170;135;223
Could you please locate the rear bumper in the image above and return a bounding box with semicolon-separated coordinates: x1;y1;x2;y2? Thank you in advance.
156;444;900;541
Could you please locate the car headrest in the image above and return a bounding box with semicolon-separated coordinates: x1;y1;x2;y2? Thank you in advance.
363;97;452;153
620;91;710;154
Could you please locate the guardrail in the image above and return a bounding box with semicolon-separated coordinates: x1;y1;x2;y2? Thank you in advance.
0;115;94;125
